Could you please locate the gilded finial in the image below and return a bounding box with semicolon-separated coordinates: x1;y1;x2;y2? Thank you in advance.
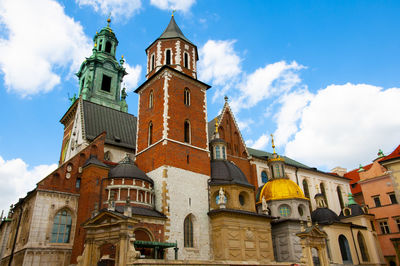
215;118;219;133
121;55;124;59
172;10;176;17
94;42;97;48
107;12;111;27
270;134;276;154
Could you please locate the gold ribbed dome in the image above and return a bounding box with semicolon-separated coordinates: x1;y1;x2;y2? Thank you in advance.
257;178;308;203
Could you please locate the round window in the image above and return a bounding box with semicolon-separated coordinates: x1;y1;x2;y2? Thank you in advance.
279;205;291;217
298;205;304;216
239;194;245;206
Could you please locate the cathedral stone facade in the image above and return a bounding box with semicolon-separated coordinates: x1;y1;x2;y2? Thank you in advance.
0;15;386;266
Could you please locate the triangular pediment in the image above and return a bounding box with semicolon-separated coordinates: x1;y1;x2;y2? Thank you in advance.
297;224;327;238
82;210;127;227
209;101;249;158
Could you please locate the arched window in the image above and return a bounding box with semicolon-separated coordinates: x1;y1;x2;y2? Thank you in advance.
105;41;112;53
184;88;190;106
149;90;153;108
338;235;353;264
148;122;153;146
99;39;103;51
357;232;370;262
337;186;344;209
234;132;240;155
261;171;268;183
151;54;155;71
215;146;221;159
51;209;72;243
302;179;310;198
320;183;328;207
184;215;193;247
184;120;191;143
166;49;171;65
184;52;189;68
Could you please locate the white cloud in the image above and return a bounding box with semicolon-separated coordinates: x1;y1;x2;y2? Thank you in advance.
231;61;304;112
0;156;57;215
285;83;400;170
123;62;142;92
0;0;92;96
273;88;314;146
150;0;196;13
248;133;270;150
199;40;241;86
76;0;142;20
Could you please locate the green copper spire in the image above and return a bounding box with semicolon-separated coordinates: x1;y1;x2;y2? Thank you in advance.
76;18;129;112
346;193;357;206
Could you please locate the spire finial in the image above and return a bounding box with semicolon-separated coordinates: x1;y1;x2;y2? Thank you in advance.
270;134;276;154
107;12;111;27
172;10;176;17
224;95;228;102
215;118;219;133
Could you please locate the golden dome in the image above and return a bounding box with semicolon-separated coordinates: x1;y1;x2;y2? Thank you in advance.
257;178;308;203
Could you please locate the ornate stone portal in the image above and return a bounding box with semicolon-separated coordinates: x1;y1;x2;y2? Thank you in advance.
77;211;140;266
296;222;329;266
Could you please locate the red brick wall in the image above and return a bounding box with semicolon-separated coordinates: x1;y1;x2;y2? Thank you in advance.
70;161;109;263
218;110;257;187
146;39;197;79
136;69;210;176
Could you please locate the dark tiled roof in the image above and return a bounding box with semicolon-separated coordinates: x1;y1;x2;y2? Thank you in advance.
82;100;137;149
83;155;108;168
339;203;366;218
210;160;253;188
109;157;153;184
115;206;166;218
311;207;340;225
247;147;310;169
159;16;193;45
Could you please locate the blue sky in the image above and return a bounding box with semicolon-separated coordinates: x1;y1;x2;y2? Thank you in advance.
1;0;400;213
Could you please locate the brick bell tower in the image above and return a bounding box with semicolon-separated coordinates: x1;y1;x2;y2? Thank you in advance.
135;14;211;175
134;15;212;260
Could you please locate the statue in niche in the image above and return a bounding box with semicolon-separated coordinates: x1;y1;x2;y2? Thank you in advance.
262;195;269;215
216;187;227;208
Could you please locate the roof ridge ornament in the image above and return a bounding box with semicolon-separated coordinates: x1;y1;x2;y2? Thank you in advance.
270;134;276;154
107;12;111;27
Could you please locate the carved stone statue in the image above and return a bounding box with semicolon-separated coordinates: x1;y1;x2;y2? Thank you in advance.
217;187;226;208
127;234;140;263
261;196;269;214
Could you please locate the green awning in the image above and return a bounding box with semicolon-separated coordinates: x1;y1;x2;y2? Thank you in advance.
134;240;176;248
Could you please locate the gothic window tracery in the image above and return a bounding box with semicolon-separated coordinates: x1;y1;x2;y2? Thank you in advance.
357;232;370;262
50;209;72;243
184;215;193;247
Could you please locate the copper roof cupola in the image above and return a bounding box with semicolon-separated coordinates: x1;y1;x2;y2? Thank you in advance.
145;14;199;79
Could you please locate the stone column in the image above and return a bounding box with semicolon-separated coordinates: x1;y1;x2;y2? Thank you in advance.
118;234;129;266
